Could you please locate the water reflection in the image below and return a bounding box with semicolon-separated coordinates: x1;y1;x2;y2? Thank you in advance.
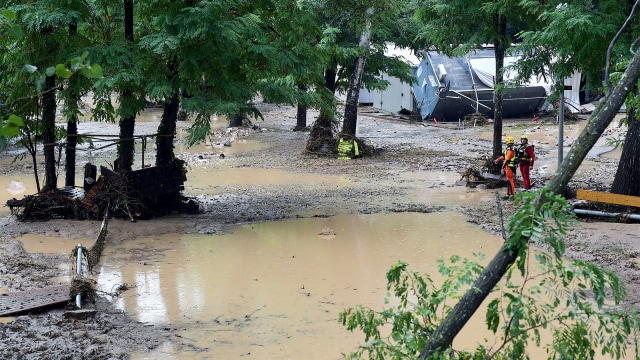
402;170;495;205
184;166;347;195
17;234;94;255
0;175;34;216
96;212;504;359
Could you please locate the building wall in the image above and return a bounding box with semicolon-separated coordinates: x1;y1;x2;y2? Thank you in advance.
372;74;415;114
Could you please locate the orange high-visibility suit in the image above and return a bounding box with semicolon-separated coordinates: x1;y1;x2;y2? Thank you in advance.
495;146;517;198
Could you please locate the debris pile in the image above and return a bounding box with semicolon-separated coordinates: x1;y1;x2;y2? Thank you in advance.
462;112;490;127
6;160;200;222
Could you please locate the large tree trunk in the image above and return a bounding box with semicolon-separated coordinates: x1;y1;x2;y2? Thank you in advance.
492;14;507;163
342;8;373;137
611;96;640;196
117;0;136;172
42;75;57;191
420;44;640;359
156;94;179;166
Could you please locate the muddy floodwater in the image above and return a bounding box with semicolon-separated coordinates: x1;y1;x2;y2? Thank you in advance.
94;212;504;359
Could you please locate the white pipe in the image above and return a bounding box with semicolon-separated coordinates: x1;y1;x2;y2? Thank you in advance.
574;209;640;221
76;243;83;309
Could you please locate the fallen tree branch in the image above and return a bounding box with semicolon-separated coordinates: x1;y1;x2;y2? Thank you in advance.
420;46;640;359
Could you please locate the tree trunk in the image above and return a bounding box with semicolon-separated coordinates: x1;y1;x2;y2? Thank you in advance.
229;112;243;127
65;23;79;187
306;65;338;152
294;84;307;131
25;120;41;193
342;8;373;137
325;62;337;94
118;113;136;172
65;117;78;187
156;94;179;166
117;0;136;172
295;103;307;131
124;0;133;43
420;44;640;359
611;95;640;196
65;80;80;187
492;14;507;163
42;75;57;191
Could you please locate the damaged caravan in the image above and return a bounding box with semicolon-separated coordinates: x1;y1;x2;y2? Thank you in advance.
412;49;570;122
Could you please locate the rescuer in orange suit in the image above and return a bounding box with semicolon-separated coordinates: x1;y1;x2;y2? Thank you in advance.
494;136;517;199
518;134;535;190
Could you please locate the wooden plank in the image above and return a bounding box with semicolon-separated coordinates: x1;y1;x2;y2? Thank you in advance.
576;189;640;208
0;285;70;316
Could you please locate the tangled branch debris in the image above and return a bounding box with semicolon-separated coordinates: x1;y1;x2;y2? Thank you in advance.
460;167;486;187
68;277;97;309
6;161;200;222
462;112;490;127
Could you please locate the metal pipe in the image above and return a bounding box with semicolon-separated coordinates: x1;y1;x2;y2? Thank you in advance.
574;209;640;221
464;56;480;113
76;243;83;309
449;90;492;110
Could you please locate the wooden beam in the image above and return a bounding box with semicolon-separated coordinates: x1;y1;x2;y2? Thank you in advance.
0;285;70;316
576;189;640;208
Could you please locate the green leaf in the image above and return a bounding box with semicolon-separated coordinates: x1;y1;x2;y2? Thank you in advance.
1;9;17;20
89;64;103;79
24;64;38;73
55;64;73;78
486;298;500;333
45;67;56;77
0;115;24;137
8;25;23;40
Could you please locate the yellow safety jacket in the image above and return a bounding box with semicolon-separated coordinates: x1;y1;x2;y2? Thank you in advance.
503;147;517;169
337;138;360;160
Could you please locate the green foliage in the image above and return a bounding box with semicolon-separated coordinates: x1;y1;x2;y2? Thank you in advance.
340;256;485;359
0;114;24;152
0;115;24;138
0;5;102;154
340;191;639;359
507;189;576;273
0;8;23;39
514;0;628;88
413;0;528;56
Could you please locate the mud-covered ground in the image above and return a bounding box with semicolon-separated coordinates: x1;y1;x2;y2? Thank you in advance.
0;103;638;359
